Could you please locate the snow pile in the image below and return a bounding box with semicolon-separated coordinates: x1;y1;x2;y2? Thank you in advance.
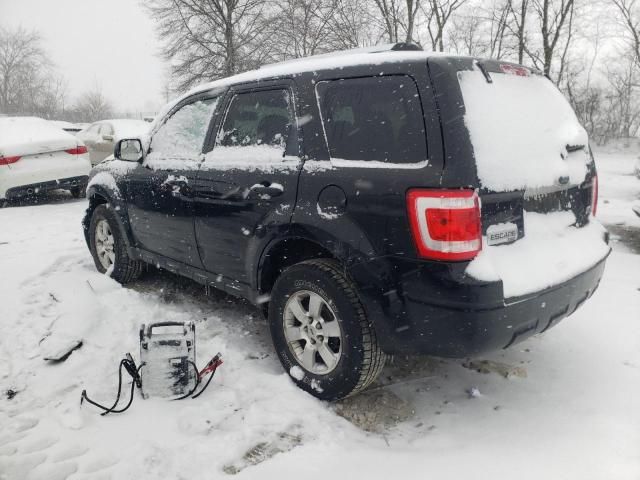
204;146;299;171
458;70;589;191
466;212;610;298
0;116;78;158
0;160;639;478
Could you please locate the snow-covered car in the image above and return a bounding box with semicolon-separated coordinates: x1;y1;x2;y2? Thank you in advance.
49;120;84;135
634;157;640;179
0;117;92;201
77;119;149;166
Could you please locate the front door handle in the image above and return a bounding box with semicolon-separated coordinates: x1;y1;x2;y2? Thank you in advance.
249;182;284;198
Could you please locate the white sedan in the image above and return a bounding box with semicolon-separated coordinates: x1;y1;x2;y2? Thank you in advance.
0;117;92;202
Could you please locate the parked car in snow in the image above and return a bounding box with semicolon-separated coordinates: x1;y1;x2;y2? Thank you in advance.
1;117;91;202
49;120;84;135
83;44;610;400
77;119;149;166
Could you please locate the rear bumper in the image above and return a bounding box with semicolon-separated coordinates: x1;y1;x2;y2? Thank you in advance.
351;250;610;357
4;175;88;200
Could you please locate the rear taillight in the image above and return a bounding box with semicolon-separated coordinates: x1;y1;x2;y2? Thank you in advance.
591;174;598;216
407;189;482;261
65;145;88;155
0;156;20;166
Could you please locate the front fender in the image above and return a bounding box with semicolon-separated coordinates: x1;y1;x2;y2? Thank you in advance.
83;180;135;252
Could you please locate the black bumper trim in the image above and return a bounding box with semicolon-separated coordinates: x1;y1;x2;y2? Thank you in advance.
6;176;88;199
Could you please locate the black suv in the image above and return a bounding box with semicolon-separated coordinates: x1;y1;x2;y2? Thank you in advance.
83;44;610;400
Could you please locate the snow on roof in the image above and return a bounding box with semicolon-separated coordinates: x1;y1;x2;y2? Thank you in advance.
153;49;437;128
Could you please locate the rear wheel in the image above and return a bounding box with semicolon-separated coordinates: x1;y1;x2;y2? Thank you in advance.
70;186;85;198
268;259;386;400
89;204;142;283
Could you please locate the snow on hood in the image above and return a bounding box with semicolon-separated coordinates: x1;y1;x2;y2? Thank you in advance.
458;70;589;192
0;117;79;158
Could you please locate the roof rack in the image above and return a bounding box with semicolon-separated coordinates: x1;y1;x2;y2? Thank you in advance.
259;43;424;69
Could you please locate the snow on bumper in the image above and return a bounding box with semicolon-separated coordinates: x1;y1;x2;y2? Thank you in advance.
466;211;610;299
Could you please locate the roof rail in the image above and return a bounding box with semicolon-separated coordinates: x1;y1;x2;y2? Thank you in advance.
259;43;424;69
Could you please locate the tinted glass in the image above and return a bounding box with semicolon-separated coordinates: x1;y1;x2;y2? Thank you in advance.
218;89;293;153
317;76;427;163
151;98;218;159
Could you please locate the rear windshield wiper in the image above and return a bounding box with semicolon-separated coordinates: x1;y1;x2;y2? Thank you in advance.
476;61;493;84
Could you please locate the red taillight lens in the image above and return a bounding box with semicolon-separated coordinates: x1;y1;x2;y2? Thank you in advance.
0;155;21;165
591;174;598;216
407;189;482;261
65;145;88;155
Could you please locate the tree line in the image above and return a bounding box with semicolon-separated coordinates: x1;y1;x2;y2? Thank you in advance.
0;26;114;123
146;0;640;144
2;1;639;143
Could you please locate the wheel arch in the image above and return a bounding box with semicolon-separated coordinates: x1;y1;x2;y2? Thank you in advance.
257;236;337;298
83;184;135;251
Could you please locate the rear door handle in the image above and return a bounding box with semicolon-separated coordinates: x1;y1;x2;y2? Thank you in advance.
249;182;284;198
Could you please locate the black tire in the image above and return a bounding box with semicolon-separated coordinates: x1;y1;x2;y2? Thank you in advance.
268;259;386;400
89;204;143;283
70;186;85;198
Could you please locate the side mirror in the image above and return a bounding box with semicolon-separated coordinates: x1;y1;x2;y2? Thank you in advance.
115;138;143;162
102;134;114;142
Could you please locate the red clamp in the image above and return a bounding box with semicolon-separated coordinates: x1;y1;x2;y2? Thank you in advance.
198;353;223;379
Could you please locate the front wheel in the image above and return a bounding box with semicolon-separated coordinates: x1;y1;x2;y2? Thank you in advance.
268;259;386;400
89;204;142;283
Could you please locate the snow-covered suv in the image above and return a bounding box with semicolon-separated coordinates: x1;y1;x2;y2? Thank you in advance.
83;44;610;400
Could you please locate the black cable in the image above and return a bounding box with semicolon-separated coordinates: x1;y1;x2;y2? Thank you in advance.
81;360;142;415
172;360;201;401
191;366;218;399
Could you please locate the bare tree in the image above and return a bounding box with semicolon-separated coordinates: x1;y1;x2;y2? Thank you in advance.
74;86;113;122
530;0;575;77
422;0;468;51
267;0;340;60
0;26;50;114
372;0;421;43
330;0;383;49
145;0;269;91
612;0;640;65
373;0;404;42
509;0;529;64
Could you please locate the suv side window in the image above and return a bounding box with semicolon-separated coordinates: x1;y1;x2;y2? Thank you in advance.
149;97;218;160
316;76;427;164
216;89;295;157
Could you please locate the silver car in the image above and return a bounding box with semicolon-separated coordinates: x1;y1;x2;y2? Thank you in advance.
77;119;149;166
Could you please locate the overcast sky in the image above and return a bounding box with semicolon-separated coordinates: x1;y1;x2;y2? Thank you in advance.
0;0;167;113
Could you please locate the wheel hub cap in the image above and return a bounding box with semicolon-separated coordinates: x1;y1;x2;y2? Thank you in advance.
95;219;115;270
283;290;342;374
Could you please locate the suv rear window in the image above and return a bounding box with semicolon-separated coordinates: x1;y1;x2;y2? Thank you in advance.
317;76;427;164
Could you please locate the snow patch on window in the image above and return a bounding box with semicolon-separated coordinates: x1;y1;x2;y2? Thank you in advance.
458;70;589;191
204;146;299;172
330;158;429;169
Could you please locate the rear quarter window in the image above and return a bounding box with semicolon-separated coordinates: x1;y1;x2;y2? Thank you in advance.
316;75;428;165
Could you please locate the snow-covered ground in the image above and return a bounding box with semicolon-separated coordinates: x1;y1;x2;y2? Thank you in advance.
1;150;639;480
